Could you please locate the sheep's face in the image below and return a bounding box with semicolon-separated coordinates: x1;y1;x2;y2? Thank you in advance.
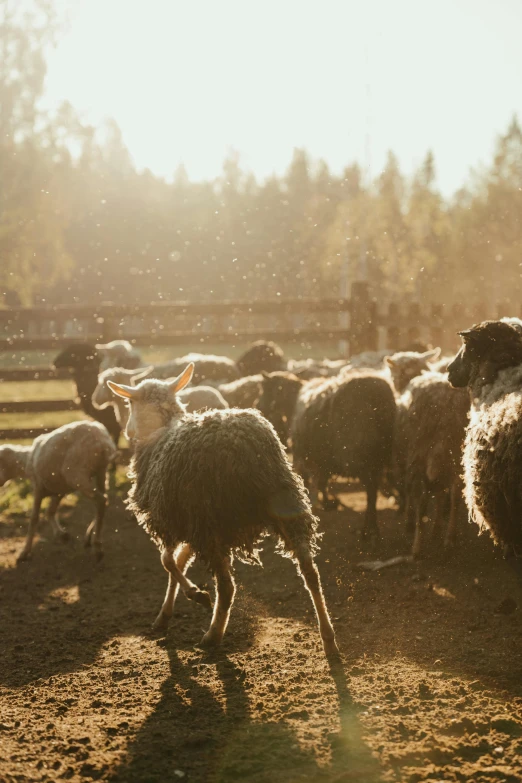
108;363;194;441
53;343;100;372
93;367;145;409
385;348;441;393
448;320;522;389
447;344;471;387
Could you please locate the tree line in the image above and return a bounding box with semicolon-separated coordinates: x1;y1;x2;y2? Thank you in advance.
1;1;521;308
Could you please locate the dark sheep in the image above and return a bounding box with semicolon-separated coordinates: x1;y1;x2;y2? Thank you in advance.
236;340;286;377
258;371;397;536
399;372;470;556
107;364;338;656
53;343;121;447
448;319;522;556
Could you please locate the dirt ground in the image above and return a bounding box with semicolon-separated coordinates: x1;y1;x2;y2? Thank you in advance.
1;485;522;783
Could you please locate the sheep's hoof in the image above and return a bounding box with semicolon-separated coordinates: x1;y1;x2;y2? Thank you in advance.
94;547;104;562
187;588;212;610
16;550;32;564
58;529;71;543
199;631;223;649
84;537;92;549
323;637;340;658
152;613;170;633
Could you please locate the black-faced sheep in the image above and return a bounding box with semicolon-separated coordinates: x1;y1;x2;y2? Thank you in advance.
448;319;522;556
53;343;121;447
398;372;470;556
0;421;116;562
107;364;338;656
236;340;286;376
258;370;396;536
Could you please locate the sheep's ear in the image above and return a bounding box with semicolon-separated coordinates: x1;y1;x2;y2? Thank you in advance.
169;362;194;394
458;329;473;340
95;343;108;351
423;347;441;361
385;356;395;367
107;380;135;399
130;365;154;383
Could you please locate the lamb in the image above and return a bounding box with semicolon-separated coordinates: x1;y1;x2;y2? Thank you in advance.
95;340;142;371
107;363;338;656
398;372;469;556
53;343;121;447
0;421;116;562
133;352;239;385
236;340;286;376
93;366;228;429
258;370;396;534
448;319;522;556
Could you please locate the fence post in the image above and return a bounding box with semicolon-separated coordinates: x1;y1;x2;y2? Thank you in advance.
350;281;377;355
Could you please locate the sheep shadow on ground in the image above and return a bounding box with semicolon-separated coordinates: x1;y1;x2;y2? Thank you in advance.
108;639;383;783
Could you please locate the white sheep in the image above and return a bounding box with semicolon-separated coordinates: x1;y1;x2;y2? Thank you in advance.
95;340;142;371
108;363;338;656
93;366;228;429
0;421;116;562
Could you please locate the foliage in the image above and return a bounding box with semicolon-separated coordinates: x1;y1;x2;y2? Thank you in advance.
1;4;522;307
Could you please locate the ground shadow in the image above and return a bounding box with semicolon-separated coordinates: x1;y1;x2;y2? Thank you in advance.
109;637;383;783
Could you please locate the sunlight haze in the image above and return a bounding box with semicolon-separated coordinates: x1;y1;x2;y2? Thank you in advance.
43;0;522;193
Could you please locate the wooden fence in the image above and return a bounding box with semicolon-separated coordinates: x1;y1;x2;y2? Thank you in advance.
0;282;518;441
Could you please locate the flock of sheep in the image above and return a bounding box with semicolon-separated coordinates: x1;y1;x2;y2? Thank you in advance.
1;318;522;656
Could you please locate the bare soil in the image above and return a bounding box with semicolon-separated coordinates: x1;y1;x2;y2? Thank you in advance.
1;488;522;783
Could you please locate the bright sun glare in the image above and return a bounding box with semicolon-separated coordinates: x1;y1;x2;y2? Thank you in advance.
37;0;522;192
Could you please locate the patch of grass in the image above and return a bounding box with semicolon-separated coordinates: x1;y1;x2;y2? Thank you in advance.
0;379;76;402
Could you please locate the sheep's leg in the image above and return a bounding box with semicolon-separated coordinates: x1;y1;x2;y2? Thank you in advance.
154;547;212;631
17;490;44;563
200;556;235;648
412;487;429;559
362;476;379;539
294;545;338;657
444;478;462;549
47;495;68;541
84;470;108;560
153;543;195;632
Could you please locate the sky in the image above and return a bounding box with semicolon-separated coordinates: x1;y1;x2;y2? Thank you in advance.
43;0;522;195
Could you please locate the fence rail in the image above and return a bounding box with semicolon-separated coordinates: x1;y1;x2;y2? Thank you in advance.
1;284;519;442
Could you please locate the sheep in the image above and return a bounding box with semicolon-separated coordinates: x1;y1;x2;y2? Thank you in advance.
216;375;263;408
107;363;338;656
93;367;229;430
384;348;441;394
133;352;239;385
236;340;286;376
53;343;121;447
448;319;522;557
287;359;347;379
95;340;142;371
0;421;116;562
258;370;396;534
398;372;470;556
